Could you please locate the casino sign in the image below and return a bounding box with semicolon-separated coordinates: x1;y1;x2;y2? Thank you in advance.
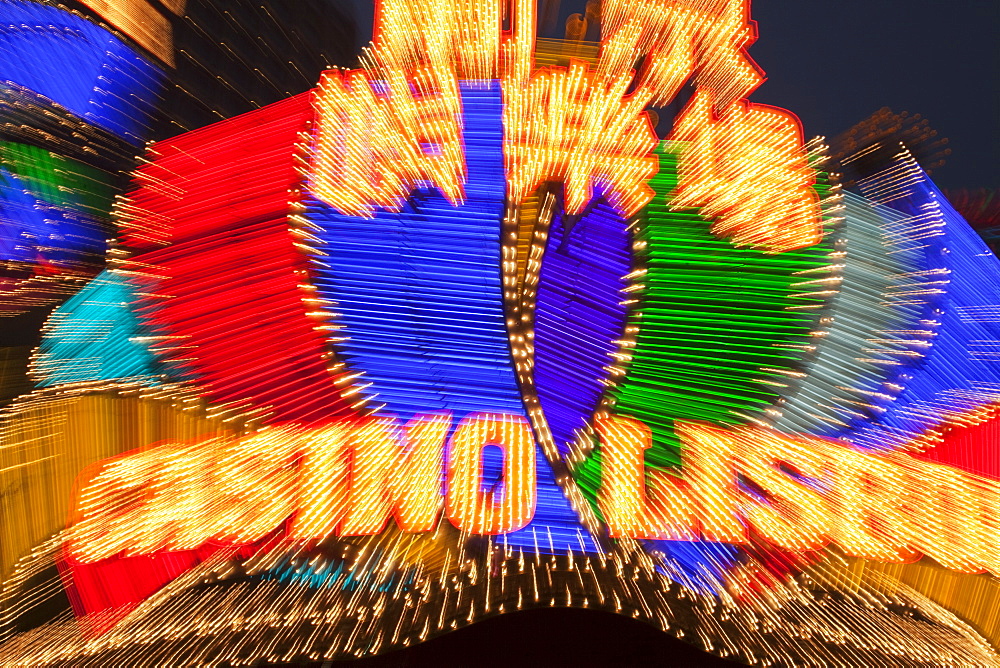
2;1;1000;665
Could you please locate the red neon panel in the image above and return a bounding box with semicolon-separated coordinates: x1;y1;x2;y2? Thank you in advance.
919;415;1000;481
122;93;356;423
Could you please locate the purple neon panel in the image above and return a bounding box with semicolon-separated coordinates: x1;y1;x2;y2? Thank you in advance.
533;198;632;455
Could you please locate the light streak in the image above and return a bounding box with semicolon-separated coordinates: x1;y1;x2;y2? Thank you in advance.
60;410;1000;580
504;62;659;216
3;2;999;665
600;0;763;110
446;413;536;534
669;88;823;253
311;67;465;218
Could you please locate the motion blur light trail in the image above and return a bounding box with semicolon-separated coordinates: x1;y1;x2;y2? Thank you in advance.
32;269;164;387
1;0;999;666
845;149;1000;450
0;0;162;140
119;93;358;424
0;0;163;317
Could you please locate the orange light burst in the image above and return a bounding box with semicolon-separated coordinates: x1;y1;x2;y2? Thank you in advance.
288;415;451;539
390;413;452;532
370;0;536;80
445;413;536;534
592;415;1000;576
289;424;352;541
600;0;764;110
316;0;821;244
596;414;697;541
66;413;544;562
311;66;465;218
669;88;823;253
504;62;659;216
674;421;1000;573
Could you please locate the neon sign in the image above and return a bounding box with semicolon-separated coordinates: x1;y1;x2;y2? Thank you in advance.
2;0;1000;665
312;0;822;250
65;413;1000;576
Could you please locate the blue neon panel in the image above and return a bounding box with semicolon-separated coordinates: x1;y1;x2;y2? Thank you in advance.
0;167;110;264
305;80;597;554
0;0;162;142
0;167;49;263
848;164;1000;449
534;197;632;456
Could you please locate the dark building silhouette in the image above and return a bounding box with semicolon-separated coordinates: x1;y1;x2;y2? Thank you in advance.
157;0;358;136
61;0;359;138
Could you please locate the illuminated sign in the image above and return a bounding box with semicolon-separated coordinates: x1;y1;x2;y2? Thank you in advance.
66;413;1000;575
2;0;999;666
312;0;822;251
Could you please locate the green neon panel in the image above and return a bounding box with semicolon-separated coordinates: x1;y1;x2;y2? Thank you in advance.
573;143;831;503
